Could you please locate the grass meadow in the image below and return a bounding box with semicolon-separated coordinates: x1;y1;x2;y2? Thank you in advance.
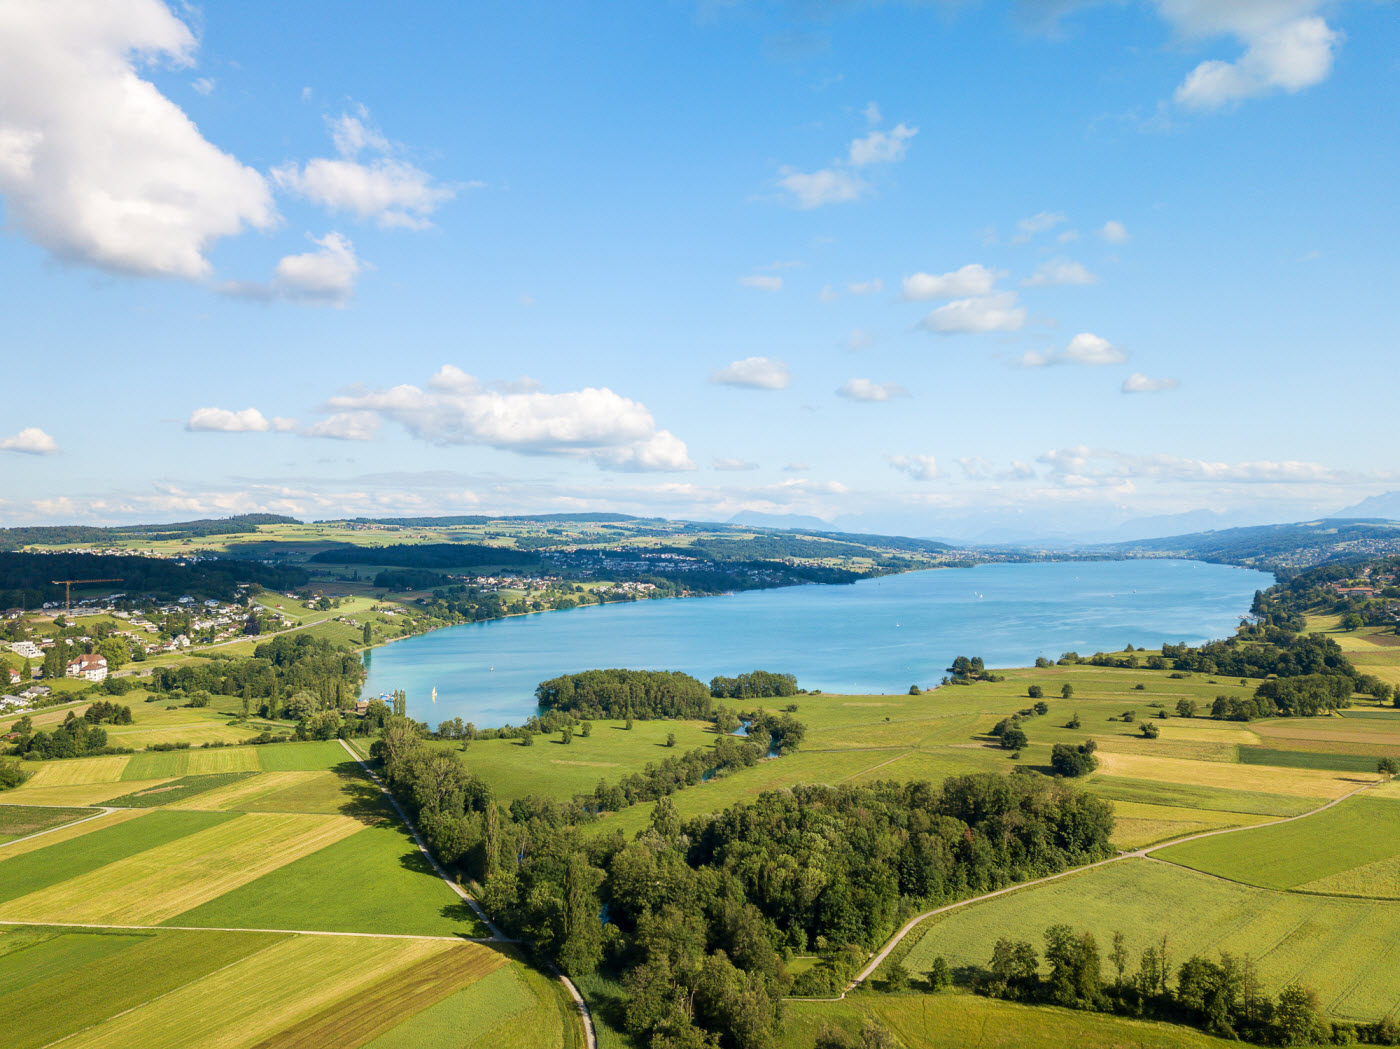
0;804;95;843
892;858;1400;1021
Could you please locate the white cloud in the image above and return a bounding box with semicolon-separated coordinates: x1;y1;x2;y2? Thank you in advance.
1022;258;1098;287
902;264;1002;301
1013;210;1067;242
711;357;791;390
847;279;883;295
1162;2;1342;109
819;284;841;303
739;274;783;292
1020;332;1125;367
319;365;694;472
848;123;917;167
304;411;382;442
0;427;58;455
192;77;215;95
783;463;809;472
1100;220;1130;243
1037;444;1344;486
0;0;275;279
714;457;759;471
777;167;868;209
1122;372;1181;393
272;107;459;230
271;232;364;305
862;101;883;125
776;114;914;209
890;454;939;481
187;407;270;433
838;378;908;402
920;292;1026;335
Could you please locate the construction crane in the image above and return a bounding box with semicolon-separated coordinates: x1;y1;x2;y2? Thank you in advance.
49;579;122;616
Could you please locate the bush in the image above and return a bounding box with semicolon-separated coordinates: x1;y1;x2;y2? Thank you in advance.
1139;721;1160;739
1050;740;1098;777
1033;701;1049;716
1061;684;1074;698
1028;685;1044;699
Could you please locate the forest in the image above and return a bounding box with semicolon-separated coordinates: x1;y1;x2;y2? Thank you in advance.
309;542;542;569
0;551;307;607
0;513;297;551
370;718;1115;1049
536;669;716;720
147;633;365;714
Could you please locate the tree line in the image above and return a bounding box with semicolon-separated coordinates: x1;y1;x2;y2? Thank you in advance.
0;551;307;608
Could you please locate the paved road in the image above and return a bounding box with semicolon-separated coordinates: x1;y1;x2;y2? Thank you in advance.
817;778;1381;1001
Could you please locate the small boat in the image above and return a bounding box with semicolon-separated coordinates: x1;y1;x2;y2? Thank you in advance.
431;686;437;704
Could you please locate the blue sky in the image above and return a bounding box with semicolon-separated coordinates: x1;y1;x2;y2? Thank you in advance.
1;0;1396;539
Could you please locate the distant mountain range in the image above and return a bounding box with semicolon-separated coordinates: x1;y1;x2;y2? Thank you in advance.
1333;491;1400;520
1092;518;1400;573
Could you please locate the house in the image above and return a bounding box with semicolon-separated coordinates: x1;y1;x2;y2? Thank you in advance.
355;698;371;716
66;654;108;683
6;669;18;685
8;641;41;660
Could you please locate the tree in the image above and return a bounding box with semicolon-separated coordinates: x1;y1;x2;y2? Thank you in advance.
1051;740;1098;777
285;689;322;721
362;622;372;645
1033;701;1049;716
560;727;573;745
928;956;951;991
1273;983;1330;1046
1139;721;1160;739
520;731;535;747
1061;683;1074;698
1000;725;1028;750
1109;931;1128;991
1066;711;1081;729
884;961;910;992
1028;685;1044;699
666;732;677;747
581;721;592;737
1379;756;1399;782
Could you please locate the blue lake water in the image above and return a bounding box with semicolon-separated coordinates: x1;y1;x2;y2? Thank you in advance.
362;559;1270;728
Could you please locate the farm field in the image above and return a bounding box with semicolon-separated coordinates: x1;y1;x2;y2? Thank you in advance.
1155;794;1400;892
778;993;1243;1049
891;858;1400;1021
0;925;561;1049
0;804;95;843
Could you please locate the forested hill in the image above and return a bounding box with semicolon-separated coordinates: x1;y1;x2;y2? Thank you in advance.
1094;518;1400;572
0;552;308;606
0;514;299;551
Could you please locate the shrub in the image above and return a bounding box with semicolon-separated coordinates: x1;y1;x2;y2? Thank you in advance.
1027;685;1044;699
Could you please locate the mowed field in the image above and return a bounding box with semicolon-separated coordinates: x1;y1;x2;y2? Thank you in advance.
0;926;580;1049
893;859;1400;1020
0;742;485;938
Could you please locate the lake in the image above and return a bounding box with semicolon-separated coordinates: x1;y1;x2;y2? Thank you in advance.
362;558;1270;727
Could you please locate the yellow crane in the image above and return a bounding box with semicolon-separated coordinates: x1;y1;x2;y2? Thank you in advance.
49;578;122;616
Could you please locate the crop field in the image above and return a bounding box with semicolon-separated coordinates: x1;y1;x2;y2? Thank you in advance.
779;993;1241;1049
1155;795;1400;891
1;931;517;1049
0;777;177;807
894;859;1400;1020
104;772;259;807
22;754;129;787
1092;749;1373;797
0;811;363;925
1107;801;1276;850
256;739;359;770
0;807;147;858
1238;746;1382;772
0;804;95;843
175;820;486;937
170;768;385;817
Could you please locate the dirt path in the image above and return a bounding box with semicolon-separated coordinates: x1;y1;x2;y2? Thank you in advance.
806;778;1380;1001
336;739;597;1049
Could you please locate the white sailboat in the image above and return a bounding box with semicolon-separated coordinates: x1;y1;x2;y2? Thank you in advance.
431;686;437;704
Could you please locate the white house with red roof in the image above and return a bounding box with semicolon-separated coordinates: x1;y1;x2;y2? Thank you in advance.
66;654;108;683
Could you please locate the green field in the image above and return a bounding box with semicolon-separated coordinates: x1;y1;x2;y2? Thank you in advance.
105;772;259;807
0;804;96;843
1155;795;1400;891
173;820;487;937
894;858;1400;1020
778;992;1243;1049
1238;746;1389;772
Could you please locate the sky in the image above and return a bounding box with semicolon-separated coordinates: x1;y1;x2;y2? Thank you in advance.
0;0;1396;541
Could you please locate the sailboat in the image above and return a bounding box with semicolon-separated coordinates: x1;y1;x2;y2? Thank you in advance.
431;686;437;704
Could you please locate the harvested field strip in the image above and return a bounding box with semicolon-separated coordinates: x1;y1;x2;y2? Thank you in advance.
0;808;146;858
1156;796;1400;890
249;943;509;1049
1342;710;1400;721
896;859;1400;1020
1239;746;1389;772
1300;855;1400;898
186;748;262;775
122;751;189;780
24;755;129;787
1108;802;1275;850
0;931;144;997
0;811;234;904
168;771;307;811
62;934;451;1049
173;821;485;937
0;805;96;843
0;812;363;925
256;741;355;772
106;772;259;808
1094;750;1374;797
1087;775;1321;817
231;770;385;819
0;778;177;807
0;929;287;1049
366;964;577;1049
